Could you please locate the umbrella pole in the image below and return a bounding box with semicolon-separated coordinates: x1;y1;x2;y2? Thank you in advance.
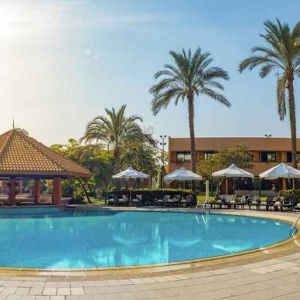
293;178;295;190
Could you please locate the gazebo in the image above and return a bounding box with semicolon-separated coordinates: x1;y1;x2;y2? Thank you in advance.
0;129;91;205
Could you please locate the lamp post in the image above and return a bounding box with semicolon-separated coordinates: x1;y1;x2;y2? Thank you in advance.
159;135;167;188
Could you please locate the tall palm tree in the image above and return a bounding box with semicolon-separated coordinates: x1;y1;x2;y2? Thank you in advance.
150;48;230;173
239;19;300;168
82;105;147;173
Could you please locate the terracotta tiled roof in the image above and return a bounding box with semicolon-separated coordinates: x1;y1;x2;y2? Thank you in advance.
0;129;91;178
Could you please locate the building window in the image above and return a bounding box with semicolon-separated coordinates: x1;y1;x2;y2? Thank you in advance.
287;152;300;162
204;151;216;160
260;152;276;162
176;152;191;162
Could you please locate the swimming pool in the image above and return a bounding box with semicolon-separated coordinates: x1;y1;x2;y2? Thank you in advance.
0;209;294;269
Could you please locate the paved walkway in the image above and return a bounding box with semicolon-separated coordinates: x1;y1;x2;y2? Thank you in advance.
0;210;300;299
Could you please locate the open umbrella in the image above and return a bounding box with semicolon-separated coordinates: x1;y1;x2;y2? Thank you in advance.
164;167;202;198
112;167;149;204
259;163;300;179
212;164;254;195
212;164;254;178
164;167;202;182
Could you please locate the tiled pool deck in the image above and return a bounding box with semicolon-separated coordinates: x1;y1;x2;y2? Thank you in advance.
1;209;300;299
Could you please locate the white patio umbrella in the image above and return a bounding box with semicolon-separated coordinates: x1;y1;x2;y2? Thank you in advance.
112;167;149;204
212;164;254;195
212;164;254;178
259;163;300;180
164;167;202;182
164;167;202;197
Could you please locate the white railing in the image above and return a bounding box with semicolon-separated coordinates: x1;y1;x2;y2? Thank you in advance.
195;201;210;214
291;213;300;234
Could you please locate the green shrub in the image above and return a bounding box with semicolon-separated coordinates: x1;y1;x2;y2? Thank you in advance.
279;189;300;200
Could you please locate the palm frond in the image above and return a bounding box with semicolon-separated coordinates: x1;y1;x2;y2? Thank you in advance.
201;88;231;107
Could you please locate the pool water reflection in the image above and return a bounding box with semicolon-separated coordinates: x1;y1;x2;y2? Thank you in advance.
0;210;293;269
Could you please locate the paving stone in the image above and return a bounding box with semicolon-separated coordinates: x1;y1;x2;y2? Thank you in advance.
56;289;70;296
70;288;83;296
42;289;56;296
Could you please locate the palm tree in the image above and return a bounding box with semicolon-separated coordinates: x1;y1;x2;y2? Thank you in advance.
239;19;300;168
82;105;147;173
150;48;230;173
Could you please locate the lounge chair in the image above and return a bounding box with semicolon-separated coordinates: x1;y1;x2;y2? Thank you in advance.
210;195;226;209
282;196;297;211
249;195;260;210
172;194;181;207
181;195;193;207
222;195;234;209
260;196;274;211
273;196;283;211
155;195;170;207
132;194;143;206
118;194;129;206
231;195;246;210
108;194;118;206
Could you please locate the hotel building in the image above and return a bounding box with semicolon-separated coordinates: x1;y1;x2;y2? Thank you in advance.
168;137;300;192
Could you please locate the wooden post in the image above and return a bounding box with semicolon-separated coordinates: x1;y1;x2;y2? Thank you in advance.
18;180;23;193
52;178;62;205
34;179;41;204
8;179;16;205
225;178;229;195
282;178;287;190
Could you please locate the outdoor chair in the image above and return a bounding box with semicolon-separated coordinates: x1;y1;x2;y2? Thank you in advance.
249;195;260;210
166;196;176;207
181;195;193;207
260;196;274;211
282;196;297;211
171;194;181;207
223;195;234;209
132;194;143;206
118;194;129;206
293;201;300;211
154;197;164;206
108;194;118;206
232;195;246;210
273;196;283;211
210;195;225;209
162;195;171;206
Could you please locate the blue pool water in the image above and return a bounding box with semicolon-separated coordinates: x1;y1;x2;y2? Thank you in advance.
0;209;294;269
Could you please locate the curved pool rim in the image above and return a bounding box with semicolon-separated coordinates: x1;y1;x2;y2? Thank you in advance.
0;206;300;274
0;208;297;272
0;205;300;274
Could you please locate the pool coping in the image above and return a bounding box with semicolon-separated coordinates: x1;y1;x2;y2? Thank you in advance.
0;207;299;277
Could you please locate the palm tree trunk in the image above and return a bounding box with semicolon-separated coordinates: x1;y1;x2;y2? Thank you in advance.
288;78;297;168
114;149;121;173
187;95;197;173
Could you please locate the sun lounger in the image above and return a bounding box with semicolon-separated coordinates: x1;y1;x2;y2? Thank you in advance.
132;194;143;206
118;194;129;206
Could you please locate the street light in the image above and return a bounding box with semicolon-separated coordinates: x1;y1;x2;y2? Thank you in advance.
159;135;167;188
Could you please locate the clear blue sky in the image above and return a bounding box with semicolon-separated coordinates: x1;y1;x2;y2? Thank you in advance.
1;0;300;145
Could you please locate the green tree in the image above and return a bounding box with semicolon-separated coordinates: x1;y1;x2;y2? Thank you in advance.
81;105;154;173
51;139;114;186
198;145;253;180
150;48;230;173
121;139;159;176
239;19;300;168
